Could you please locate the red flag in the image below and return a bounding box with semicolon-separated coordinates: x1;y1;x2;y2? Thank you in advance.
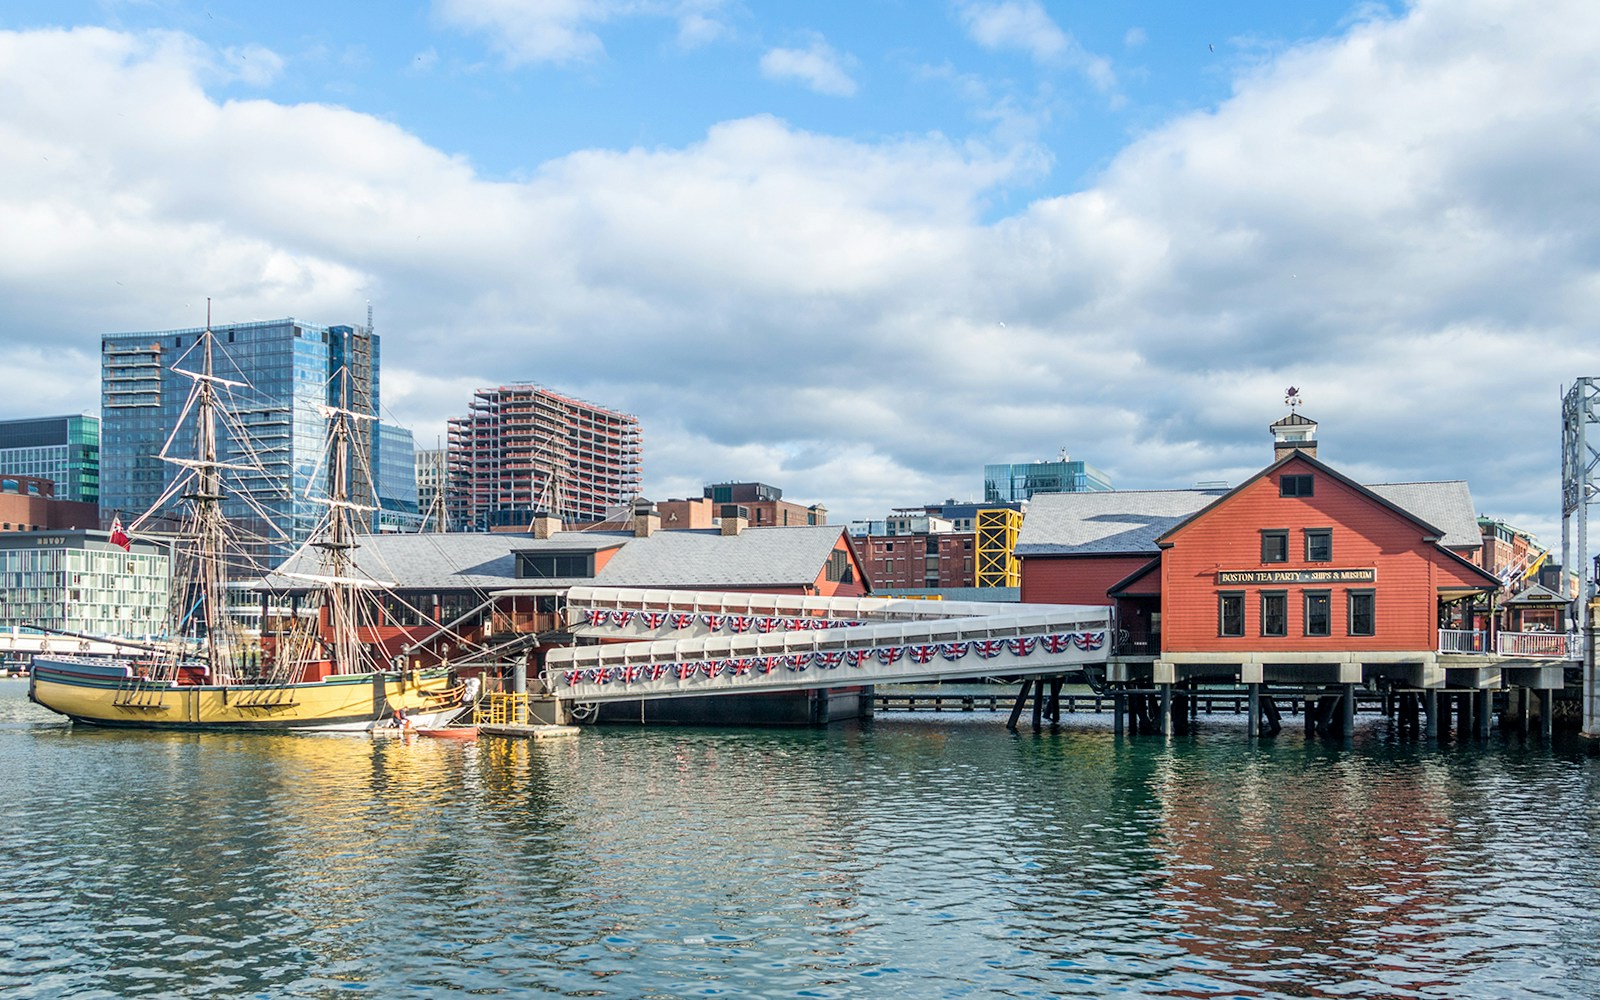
110;516;131;552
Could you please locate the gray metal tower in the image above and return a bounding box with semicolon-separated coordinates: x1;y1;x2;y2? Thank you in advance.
1561;378;1600;734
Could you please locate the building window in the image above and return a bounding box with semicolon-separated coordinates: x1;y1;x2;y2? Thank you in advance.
1261;591;1287;637
1305;528;1332;562
1219;592;1245;637
1261;530;1289;563
1304;591;1331;636
1349;590;1375;636
1280;474;1314;497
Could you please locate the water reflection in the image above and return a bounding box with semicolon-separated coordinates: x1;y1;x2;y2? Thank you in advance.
3;679;1600;998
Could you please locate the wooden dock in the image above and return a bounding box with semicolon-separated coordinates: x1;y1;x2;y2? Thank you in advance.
479;723;581;740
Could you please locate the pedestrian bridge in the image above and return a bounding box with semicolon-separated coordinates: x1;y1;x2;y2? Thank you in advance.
545;586;1113;703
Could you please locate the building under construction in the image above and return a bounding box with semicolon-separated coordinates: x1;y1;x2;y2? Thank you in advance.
446;384;642;531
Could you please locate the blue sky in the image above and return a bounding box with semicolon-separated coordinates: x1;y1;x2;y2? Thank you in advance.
1;0;1597;563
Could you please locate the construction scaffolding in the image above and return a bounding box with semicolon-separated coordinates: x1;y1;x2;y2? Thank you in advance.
975;507;1022;588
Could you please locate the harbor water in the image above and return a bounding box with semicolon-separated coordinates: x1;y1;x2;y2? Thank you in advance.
3;678;1599;999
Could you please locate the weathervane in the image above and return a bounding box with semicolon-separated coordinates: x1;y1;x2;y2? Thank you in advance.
1285;386;1302;411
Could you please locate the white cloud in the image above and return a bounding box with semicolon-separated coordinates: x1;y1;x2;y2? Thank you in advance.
759;35;857;97
953;0;1114;91
434;0;736;64
219;43;283;86
434;0;613;65
2;0;1598;549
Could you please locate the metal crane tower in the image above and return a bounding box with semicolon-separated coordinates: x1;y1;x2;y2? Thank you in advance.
1561;377;1600;734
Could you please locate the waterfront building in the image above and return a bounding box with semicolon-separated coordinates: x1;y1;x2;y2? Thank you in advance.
446;384;641;531
0;415;99;506
0;530;169;638
1012;415;1562;734
100;317;387;559
1476;516;1551;594
847;500;1028;592
656;482;827;531
0;475;99;533
984;453;1112;502
264;503;868;723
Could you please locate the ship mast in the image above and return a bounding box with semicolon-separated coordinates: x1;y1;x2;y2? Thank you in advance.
162;303;249;682
313;365;380;673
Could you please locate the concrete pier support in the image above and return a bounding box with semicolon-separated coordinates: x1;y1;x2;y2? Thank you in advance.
1113;690;1125;737
1425;689;1438;738
1247;683;1260;738
1159;683;1172;736
1342;683;1356;739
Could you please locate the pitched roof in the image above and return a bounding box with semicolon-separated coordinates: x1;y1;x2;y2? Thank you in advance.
592;524;848;589
263;531;629;592
1365;481;1481;549
1017;465;1484;556
1014;489;1229;556
263;524;850;593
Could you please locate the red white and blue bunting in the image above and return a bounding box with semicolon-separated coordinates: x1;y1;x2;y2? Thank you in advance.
560;630;1106;690
581;609;865;632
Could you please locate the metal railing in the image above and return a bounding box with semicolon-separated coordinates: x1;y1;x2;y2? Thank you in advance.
1497;631;1578;660
1438;629;1489;654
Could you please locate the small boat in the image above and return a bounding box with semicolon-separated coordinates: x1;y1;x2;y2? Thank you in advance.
416;726;479;741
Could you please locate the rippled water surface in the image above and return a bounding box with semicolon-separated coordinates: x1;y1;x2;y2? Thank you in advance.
4;678;1600;998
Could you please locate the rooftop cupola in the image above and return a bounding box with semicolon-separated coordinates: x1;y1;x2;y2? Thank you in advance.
1271;388;1317;460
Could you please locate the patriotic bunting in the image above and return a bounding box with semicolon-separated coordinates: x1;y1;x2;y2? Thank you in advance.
558;629;1111;691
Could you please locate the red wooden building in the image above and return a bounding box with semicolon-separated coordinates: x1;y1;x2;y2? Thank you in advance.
1014;416;1554;737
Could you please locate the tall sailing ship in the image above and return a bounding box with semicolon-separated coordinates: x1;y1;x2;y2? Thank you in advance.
28;323;465;731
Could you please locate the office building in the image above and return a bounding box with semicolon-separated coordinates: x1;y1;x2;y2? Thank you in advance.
375;423;421;532
984;454;1112;502
0;415;99;506
100;318;383;561
447;384;641;531
415;447;447;528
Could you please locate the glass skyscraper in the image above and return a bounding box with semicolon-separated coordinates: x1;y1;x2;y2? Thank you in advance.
983;456;1114;502
100;318;384;564
0;415;99;506
375;422;421;532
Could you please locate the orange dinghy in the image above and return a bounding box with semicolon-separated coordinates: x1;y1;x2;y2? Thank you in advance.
416;726;478;741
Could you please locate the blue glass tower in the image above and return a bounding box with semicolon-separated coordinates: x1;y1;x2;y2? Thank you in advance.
0;415;99;505
101;318;383;563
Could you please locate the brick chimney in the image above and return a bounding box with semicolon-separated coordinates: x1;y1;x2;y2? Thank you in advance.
632;497;660;538
532;512;562;539
719;503;749;536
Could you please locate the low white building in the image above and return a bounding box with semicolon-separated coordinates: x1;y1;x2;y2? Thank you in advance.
0;530;169;638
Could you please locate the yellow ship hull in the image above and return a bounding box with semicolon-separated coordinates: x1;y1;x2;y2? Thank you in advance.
28;657;463;732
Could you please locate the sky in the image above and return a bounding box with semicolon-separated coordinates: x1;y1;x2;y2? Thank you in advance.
2;0;1598;560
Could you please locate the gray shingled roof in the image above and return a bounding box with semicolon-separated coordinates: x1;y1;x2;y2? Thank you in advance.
263;531;630;591
1365;481;1480;549
263;524;849;592
1017;480;1482;556
593;524;847;588
1015;489;1229;556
